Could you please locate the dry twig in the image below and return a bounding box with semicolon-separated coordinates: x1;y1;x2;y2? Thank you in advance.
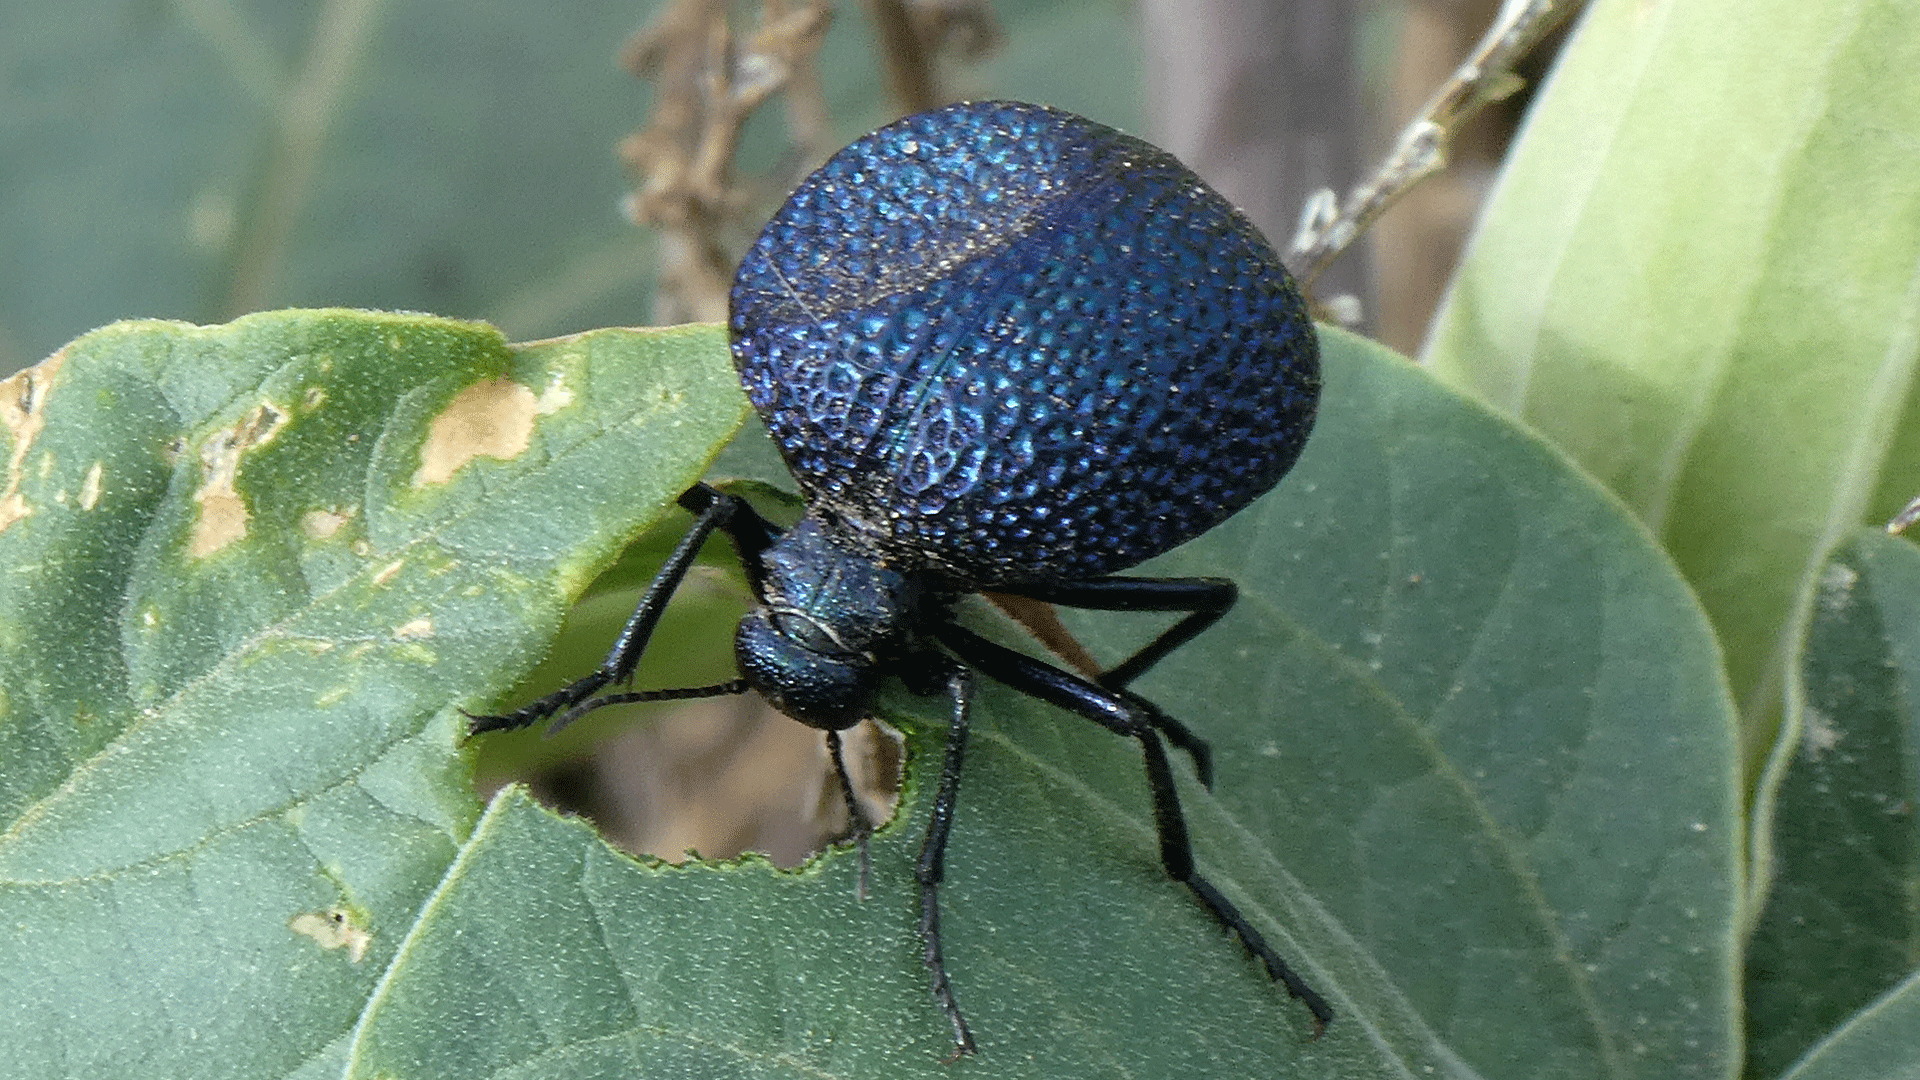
864;0;1000;113
618;0;834;323
1286;0;1586;290
1888;495;1920;536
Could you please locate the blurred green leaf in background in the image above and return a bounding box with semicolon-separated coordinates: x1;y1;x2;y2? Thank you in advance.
0;0;1145;375
1423;0;1920;774
1420;0;1920;1075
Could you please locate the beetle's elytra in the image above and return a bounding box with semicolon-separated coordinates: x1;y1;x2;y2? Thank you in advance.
733;100;1319;584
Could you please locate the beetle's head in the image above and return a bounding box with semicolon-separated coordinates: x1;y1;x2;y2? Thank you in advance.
734;606;880;730
733;513;924;730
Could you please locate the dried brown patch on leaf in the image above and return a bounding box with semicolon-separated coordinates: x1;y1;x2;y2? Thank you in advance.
189;402;288;557
300;507;354;540
0;351;67;533
411;377;538;487
288;907;372;963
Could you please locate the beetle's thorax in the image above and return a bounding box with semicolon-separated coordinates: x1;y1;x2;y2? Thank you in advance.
761;514;923;650
733;513;928;729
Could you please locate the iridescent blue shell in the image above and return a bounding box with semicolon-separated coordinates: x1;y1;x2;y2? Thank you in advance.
730;100;1319;585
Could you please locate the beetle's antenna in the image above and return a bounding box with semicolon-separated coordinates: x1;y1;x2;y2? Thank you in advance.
547;680;752;736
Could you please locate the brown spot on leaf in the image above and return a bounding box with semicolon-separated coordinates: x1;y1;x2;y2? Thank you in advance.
289;907;371;962
189;403;287;557
413;377;539;486
300;507;354;539
392;616;433;640
0;351;66;533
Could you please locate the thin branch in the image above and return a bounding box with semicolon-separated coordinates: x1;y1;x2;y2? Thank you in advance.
866;0;938;113
1285;0;1586;289
1888;494;1920;535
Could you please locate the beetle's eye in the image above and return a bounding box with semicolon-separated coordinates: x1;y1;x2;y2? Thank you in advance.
770;610;851;658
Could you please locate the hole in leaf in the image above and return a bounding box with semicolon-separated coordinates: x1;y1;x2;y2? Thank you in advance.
471;521;904;868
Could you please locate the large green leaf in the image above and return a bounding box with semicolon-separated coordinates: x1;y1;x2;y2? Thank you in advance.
1069;328;1742;1079
1421;0;1920;768
1746;528;1920;1078
0;310;746;1079
1;321;1738;1077
1776;969;1920;1080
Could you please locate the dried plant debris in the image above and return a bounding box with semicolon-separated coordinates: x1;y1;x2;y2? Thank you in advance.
863;0;1002;113
618;0;835;324
618;1;1003;324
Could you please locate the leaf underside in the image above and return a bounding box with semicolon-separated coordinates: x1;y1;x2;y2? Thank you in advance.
1422;0;1920;773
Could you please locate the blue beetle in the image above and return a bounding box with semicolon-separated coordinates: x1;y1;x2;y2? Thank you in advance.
472;100;1325;1055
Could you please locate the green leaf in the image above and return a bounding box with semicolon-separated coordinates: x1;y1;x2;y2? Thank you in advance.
0;322;1738;1078
1421;0;1920;767
1746;528;1920;1078
351;329;1739;1078
1065;328;1742;1079
1777;969;1920;1080
0;310;745;1079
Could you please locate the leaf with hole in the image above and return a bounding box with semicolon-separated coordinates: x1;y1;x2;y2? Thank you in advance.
0;319;1739;1079
0;310;745;1079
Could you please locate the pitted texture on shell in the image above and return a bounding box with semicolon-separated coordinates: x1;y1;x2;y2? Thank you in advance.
730;100;1320;585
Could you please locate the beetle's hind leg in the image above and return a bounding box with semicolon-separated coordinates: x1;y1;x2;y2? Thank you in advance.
931;621;1334;1037
996;576;1237;787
